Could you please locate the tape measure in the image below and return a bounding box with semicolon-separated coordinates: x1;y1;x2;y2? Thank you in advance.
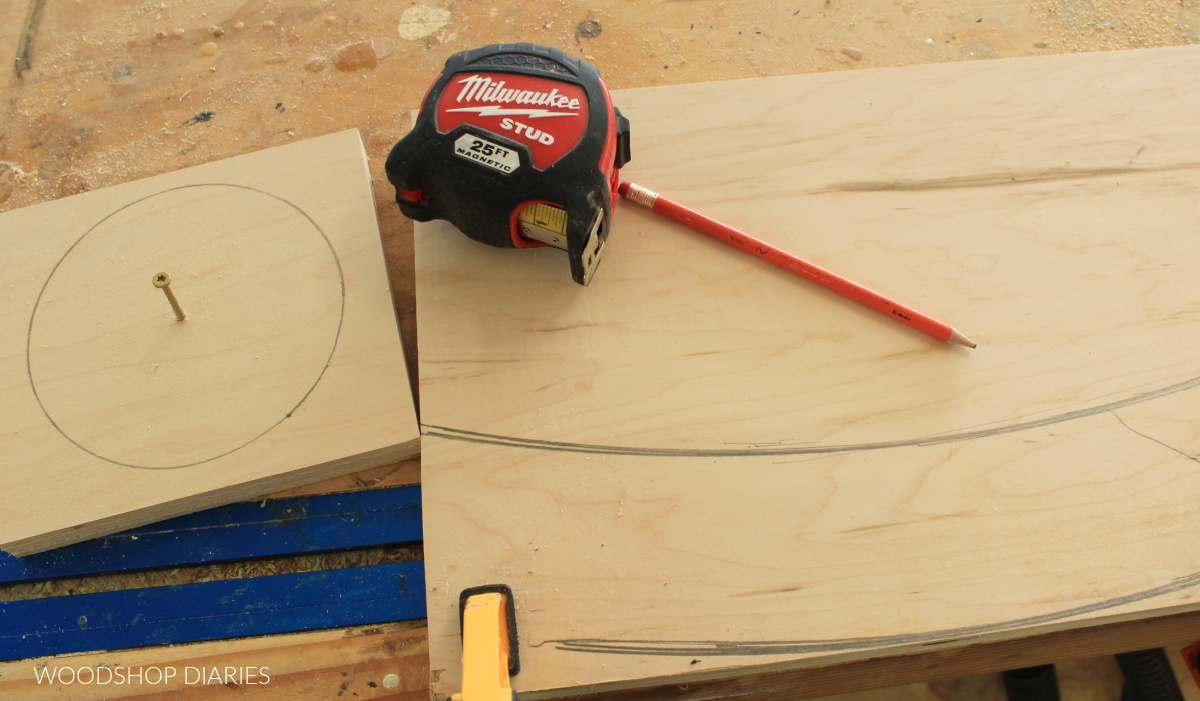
385;43;631;285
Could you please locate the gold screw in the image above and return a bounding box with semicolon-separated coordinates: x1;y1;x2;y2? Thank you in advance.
152;272;187;321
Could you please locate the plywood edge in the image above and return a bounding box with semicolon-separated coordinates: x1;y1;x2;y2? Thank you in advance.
0;439;419;557
263;457;422;499
526;610;1200;701
607;44;1200;104
344;122;419;404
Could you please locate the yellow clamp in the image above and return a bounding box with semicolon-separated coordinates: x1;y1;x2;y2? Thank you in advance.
452;585;519;701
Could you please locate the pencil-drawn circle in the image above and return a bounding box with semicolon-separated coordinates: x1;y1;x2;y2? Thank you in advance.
26;184;345;469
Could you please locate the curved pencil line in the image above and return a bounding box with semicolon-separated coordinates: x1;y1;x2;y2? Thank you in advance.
426;376;1200;655
539;570;1200;656
422;374;1200;458
26;183;345;470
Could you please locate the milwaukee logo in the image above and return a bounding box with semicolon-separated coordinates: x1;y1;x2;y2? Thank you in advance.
437;70;588;169
452;74;581;115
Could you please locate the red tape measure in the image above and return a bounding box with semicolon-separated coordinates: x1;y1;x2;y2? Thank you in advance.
386;43;631;285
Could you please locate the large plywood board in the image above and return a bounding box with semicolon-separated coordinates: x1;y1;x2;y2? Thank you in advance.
417;47;1200;697
1;129;419;556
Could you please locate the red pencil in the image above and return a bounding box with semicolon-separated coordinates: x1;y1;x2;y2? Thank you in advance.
618;181;976;348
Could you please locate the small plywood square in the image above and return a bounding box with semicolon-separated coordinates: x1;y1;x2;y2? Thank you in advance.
0;129;419;556
417;47;1200;697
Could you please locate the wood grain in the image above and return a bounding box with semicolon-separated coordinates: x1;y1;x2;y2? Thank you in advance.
417;46;1200;697
5;1;1200;698
0;622;428;700
560;611;1200;701
263;457;421;499
0;129;419;556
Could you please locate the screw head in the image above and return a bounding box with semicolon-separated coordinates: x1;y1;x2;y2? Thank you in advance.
153;272;171;288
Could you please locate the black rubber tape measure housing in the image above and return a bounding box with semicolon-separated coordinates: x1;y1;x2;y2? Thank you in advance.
385;43;631;285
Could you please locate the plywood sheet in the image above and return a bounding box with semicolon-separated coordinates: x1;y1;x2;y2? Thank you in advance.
0;129;419;556
416;47;1200;697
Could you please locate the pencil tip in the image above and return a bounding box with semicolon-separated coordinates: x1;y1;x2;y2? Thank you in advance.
948;329;976;348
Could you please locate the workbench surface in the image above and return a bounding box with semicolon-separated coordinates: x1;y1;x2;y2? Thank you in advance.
3;1;1200;699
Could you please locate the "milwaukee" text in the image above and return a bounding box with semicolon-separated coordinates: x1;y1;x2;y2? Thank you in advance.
455;75;580;110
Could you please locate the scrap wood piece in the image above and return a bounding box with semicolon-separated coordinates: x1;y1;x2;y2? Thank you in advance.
0;129;420;556
0;622;429;700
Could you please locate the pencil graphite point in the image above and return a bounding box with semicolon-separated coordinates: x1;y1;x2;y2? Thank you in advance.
948;329;976;349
